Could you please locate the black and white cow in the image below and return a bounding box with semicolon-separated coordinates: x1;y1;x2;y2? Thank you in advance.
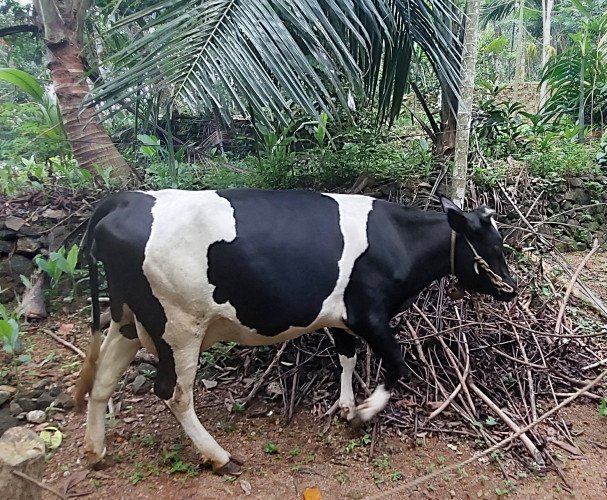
75;188;516;475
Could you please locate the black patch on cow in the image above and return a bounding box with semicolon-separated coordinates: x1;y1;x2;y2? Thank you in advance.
208;189;344;336
119;324;138;340
89;192;176;400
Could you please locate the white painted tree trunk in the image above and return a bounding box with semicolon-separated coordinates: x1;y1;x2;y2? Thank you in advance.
450;0;480;208
539;0;554;109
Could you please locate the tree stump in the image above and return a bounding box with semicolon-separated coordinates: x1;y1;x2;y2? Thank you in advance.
0;427;45;499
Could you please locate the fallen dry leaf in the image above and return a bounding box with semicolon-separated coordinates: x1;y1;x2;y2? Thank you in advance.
61;469;89;496
303;487;321;500
202;379;218;389
240;479;252;496
58;323;74;336
39;426;62;450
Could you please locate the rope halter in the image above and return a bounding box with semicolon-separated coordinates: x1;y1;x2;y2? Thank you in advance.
450;230;515;295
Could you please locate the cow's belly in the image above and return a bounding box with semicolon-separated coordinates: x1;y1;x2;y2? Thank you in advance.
201;312;347;350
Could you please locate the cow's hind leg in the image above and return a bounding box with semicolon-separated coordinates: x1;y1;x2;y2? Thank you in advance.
328;328;357;421
84;310;141;467
163;340;239;475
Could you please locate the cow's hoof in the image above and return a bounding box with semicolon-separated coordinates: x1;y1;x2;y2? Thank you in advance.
340;405;356;421
348;413;365;430
90;455;114;470
229;453;245;466
214;459;242;476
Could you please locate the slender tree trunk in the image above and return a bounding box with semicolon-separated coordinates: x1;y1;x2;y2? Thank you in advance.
33;0;134;183
539;0;554;109
436;4;461;158
513;0;526;100
450;0;480;208
578;57;585;143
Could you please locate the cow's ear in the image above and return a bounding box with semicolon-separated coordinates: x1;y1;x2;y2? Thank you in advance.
440;196;469;234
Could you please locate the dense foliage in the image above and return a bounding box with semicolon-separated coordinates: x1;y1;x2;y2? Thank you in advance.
0;0;605;197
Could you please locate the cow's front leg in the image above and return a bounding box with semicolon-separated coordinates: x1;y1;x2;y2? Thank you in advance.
346;320;405;427
328;328;358;421
163;340;240;475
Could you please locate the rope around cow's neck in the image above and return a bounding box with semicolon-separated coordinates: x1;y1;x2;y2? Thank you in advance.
450;230;515;295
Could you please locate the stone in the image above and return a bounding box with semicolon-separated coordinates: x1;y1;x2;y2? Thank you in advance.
14;399;35;413
4;216;25;232
0;255;34;283
0;426;46;499
53;393;74;410
9;402;22;417
27;389;44;399
137;363;157;377
568;177;584;187
34;393;54;411
0;229;17;241
18;225;43;237
0;392;12;407
0;240;14;254
15;237;42;256
41;208;65;220
48;386;63;397
131;375;151;395
25;410;46;424
0;409;19;436
32;379;51;391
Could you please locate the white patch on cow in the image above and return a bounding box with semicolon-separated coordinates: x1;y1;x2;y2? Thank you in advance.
355;384;390;422
318;194;374;323
143;190;239;348
338;354;357;420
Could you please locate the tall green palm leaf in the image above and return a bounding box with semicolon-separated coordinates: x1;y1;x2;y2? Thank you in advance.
91;0;463;128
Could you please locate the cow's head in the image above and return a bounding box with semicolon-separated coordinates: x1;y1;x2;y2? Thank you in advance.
440;197;517;301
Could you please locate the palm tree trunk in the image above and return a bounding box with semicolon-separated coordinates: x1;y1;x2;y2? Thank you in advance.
450;0;480;208
33;0;134;183
46;40;134;180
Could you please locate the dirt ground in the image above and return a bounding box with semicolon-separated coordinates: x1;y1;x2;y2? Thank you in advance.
7;251;606;499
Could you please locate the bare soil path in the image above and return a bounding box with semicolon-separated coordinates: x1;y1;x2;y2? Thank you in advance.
5;250;604;500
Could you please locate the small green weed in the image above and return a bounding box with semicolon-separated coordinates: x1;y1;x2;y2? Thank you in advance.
372;454;390;471
0;302;28;364
599;399;607;417
263;442;279;455
289;447;300;457
335;471;349;485
34;245;80;296
344;433;372;453
389;471;403;482
163;450;198;477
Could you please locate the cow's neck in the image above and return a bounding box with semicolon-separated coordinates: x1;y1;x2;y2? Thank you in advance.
397;211;453;298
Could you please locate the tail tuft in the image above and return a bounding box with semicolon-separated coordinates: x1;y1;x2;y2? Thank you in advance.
74;327;102;412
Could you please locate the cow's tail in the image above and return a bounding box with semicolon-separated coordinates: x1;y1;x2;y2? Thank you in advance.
74;201;109;412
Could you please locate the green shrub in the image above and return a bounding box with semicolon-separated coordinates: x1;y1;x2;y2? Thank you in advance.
523;140;599;178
